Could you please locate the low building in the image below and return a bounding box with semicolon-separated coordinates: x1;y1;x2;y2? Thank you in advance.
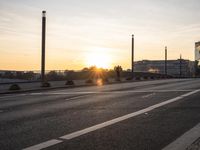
134;59;195;77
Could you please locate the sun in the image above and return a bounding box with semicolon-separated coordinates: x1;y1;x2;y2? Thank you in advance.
85;48;112;68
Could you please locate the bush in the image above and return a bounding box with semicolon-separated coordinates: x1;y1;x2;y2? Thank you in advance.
102;78;109;83
135;77;141;80
126;77;133;80
65;80;75;85
143;76;148;80
41;82;51;87
85;79;93;84
9;84;21;91
150;76;155;80
115;78;121;82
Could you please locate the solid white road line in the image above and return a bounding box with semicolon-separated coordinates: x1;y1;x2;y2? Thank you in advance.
0;90;192;100
22;89;200;150
30;90;193;95
29;93;42;95
0;94;27;100
22;139;62;150
162;122;200;150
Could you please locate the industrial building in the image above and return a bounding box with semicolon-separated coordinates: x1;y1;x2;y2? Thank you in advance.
134;59;195;77
195;41;200;61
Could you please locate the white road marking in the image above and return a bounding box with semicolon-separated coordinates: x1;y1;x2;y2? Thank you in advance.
22;139;62;150
16;89;200;150
121;90;193;93
142;93;155;98
0;94;27;100
30;90;192;95
29;93;42;95
162;122;200;150
0;90;192;100
65;95;89;101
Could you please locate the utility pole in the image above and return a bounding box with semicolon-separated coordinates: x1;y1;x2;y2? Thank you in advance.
132;34;134;78
41;11;46;83
165;46;167;76
180;54;182;78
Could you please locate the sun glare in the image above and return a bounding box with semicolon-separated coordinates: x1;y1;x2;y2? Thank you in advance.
85;48;112;68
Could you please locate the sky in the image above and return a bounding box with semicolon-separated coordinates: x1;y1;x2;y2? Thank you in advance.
0;0;200;71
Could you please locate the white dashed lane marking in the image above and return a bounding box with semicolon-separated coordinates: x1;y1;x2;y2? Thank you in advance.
65;95;90;101
142;93;155;98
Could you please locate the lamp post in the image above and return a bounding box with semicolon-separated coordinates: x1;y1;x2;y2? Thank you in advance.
132;34;134;78
41;11;46;84
180;54;182;78
165;46;167;76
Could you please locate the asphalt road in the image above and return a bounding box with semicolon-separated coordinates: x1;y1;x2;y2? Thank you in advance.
0;79;200;150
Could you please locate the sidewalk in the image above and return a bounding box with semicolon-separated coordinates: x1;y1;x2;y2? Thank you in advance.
163;122;200;150
187;138;200;150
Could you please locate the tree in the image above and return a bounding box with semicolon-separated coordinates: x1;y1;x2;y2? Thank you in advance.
66;70;75;80
4;71;14;79
82;67;89;72
114;65;122;80
25;71;35;80
46;71;61;80
16;71;24;79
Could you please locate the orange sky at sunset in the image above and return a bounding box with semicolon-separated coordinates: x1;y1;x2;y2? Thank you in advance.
1;0;200;70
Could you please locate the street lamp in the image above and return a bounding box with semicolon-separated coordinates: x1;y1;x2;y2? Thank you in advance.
41;11;46;84
132;34;134;78
41;11;50;87
165;46;167;76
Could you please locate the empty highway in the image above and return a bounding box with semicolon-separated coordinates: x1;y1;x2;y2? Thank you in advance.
0;79;200;150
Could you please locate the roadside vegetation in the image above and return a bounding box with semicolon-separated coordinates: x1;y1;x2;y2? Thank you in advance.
0;66;172;83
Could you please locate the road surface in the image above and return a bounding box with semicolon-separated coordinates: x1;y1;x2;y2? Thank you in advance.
0;79;200;150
